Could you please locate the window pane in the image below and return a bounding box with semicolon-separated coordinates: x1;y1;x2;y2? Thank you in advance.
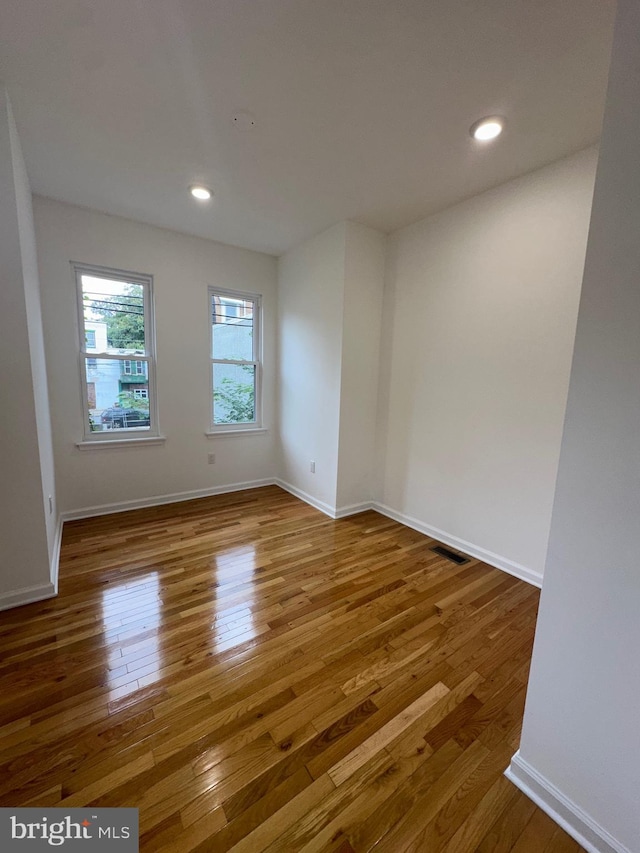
212;297;254;361
213;363;256;424
85;357;151;432
220;298;241;318
82;275;146;355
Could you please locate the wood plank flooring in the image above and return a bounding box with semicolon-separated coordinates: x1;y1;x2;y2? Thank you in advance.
0;486;583;852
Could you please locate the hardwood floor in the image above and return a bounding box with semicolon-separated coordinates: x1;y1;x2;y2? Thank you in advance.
0;485;583;852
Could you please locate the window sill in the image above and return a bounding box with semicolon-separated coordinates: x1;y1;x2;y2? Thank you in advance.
205;428;268;438
76;436;166;450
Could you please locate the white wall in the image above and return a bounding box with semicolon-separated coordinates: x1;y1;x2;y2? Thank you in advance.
336;222;385;509
0;89;56;607
277;223;346;511
34;197;278;515
10;102;57;564
277;220;386;514
377;148;597;582
511;2;640;850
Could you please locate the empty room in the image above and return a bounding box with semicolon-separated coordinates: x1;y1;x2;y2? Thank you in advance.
0;1;637;852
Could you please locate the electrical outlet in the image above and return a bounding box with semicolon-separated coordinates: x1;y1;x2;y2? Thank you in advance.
310;460;315;474
208;453;216;464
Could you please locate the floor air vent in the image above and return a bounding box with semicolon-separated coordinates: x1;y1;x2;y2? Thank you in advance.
431;545;469;565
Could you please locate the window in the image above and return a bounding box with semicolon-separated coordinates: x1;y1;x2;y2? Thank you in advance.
74;263;157;440
219;297;243;319
123;360;145;375
210;288;261;430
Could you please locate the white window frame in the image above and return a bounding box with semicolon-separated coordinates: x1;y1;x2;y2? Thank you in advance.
209;287;262;432
74;262;159;442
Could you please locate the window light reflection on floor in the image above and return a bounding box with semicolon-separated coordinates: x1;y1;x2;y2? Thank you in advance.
100;572;162;697
211;545;260;653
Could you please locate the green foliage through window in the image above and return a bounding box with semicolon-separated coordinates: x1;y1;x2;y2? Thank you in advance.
87;284;145;350
213;373;255;424
117;391;150;412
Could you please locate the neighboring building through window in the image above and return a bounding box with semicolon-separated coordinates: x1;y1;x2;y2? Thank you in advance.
74;263;157;439
210;288;261;430
87;382;96;409
219;297;242;319
123;360;145;375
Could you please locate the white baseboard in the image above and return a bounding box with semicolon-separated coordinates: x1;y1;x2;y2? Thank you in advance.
273;490;541;589
506;751;631;853
50;514;63;593
0;581;57;612
334;501;374;519
274;479;373;520
0;516;62;613
58;484;542;591
273;479;338;518
372;502;543;588
61;479;277;522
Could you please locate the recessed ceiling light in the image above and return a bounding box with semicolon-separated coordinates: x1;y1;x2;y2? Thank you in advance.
470;116;504;141
190;185;212;201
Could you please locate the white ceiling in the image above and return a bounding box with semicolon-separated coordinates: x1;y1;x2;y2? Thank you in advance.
0;0;615;255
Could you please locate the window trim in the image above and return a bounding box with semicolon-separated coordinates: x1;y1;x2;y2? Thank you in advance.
209;286;262;433
73;262;159;442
